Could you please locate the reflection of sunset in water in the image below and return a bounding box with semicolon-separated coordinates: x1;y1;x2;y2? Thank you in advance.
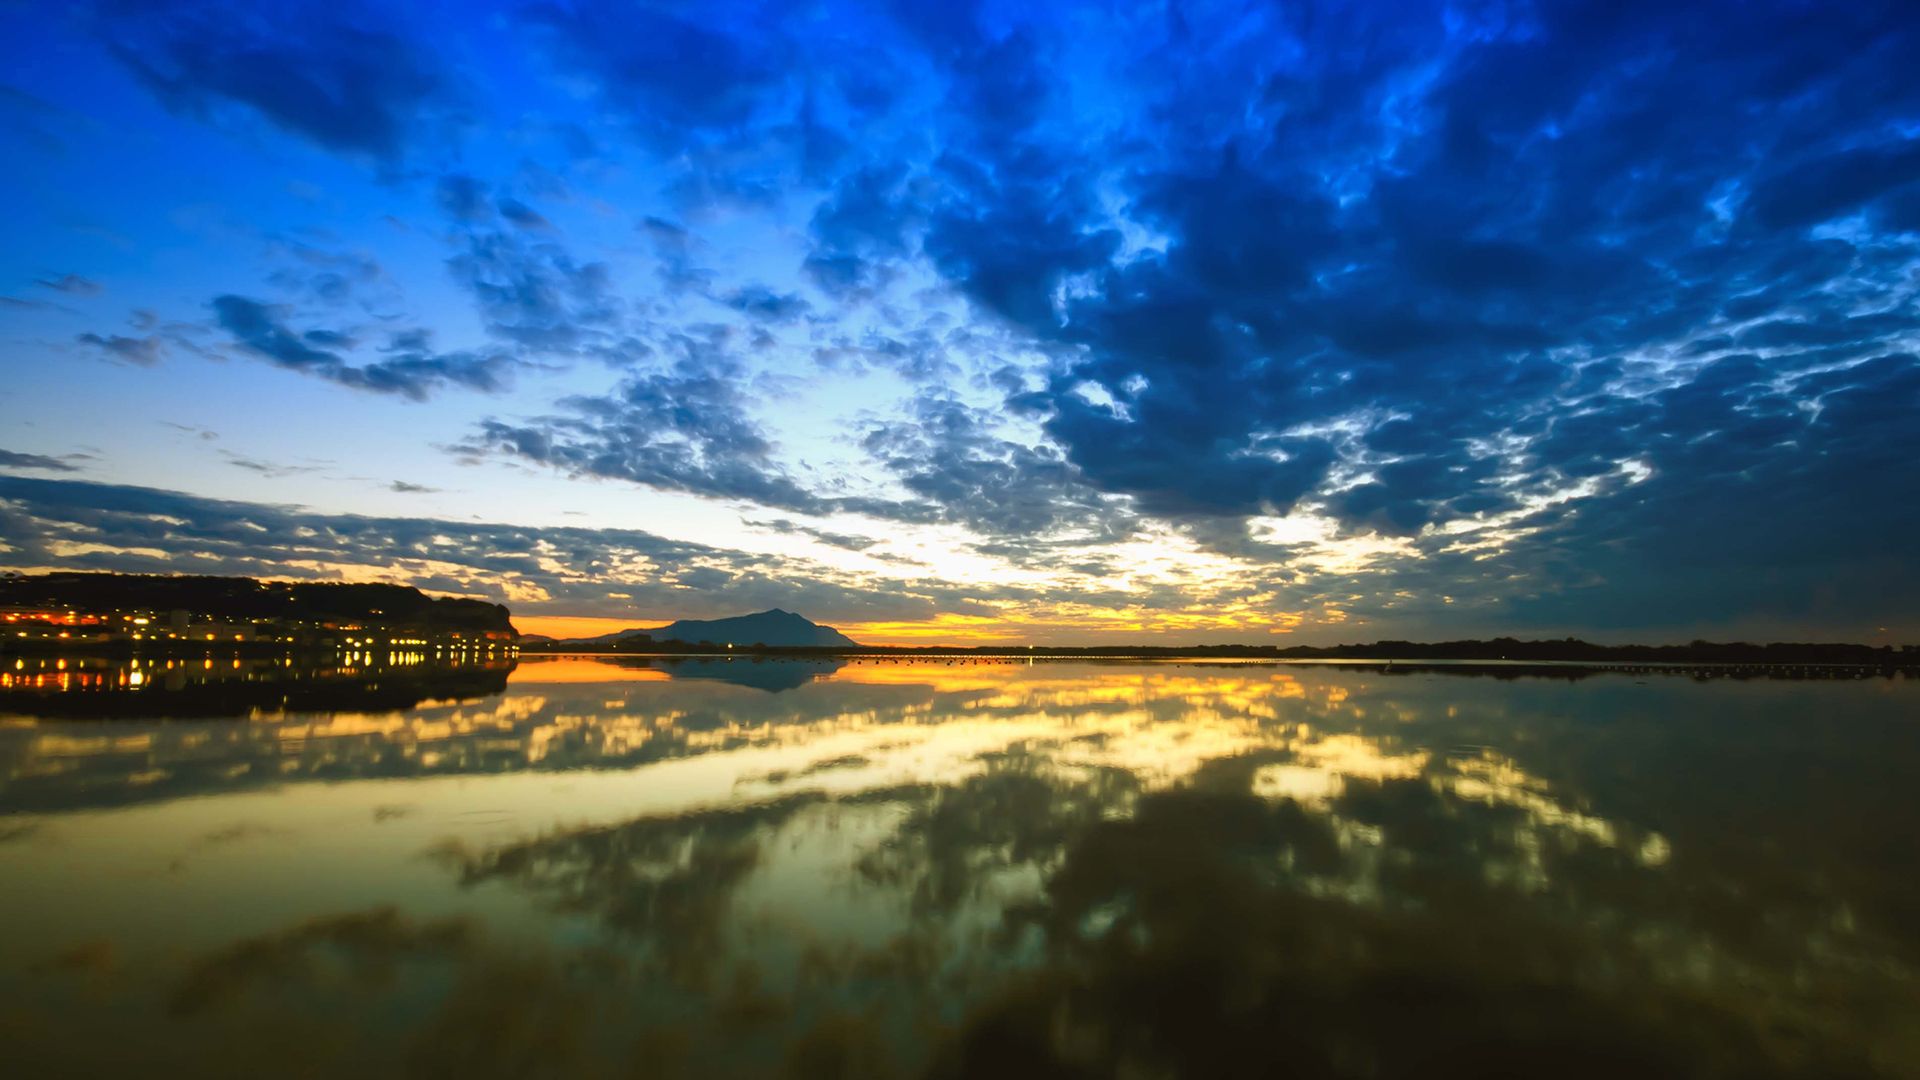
2;658;1918;1077
506;656;674;684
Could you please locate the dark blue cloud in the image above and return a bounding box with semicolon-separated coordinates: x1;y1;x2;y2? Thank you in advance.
434;174;492;223
496;198;553;232
427;177;625;356
436;0;1920;628
13;0;1920;636
0;450;80;473
523;2;787;138
34;273;102;296
466;328;842;514
76;332;163;366
885;3;1918;543
861;390;1132;543
93;0;446;160
212;296;510;399
723;285;810;323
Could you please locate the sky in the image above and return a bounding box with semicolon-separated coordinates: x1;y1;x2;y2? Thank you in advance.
1;0;1917;646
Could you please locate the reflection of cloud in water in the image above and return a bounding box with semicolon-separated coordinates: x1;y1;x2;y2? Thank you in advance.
3;661;1919;1076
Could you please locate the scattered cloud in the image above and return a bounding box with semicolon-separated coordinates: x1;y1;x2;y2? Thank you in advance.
92;0;450;161
34;273;102;296
0;450;81;473
8;0;1919;639
210;295;512;399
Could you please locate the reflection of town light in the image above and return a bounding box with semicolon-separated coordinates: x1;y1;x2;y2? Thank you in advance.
129;671;145;686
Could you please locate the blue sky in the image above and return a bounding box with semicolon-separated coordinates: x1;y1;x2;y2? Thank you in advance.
2;0;1917;644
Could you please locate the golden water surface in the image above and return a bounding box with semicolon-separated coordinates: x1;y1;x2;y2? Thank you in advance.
2;655;1917;1078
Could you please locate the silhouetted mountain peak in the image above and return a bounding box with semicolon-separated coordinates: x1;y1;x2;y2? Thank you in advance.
652;610;857;648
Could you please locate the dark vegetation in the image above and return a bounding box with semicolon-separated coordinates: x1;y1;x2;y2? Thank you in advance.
0;572;512;633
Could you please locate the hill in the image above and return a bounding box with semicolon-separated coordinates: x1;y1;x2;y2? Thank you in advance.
538;609;859;650
0;571;515;650
654;609;858;648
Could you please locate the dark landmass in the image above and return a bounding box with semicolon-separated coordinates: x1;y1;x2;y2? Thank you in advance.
528;633;1919;669
1;571;515;653
656;608;859;648
537;608;857;650
1;571;512;630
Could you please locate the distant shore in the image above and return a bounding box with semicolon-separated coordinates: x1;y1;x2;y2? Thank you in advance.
519;638;1920;669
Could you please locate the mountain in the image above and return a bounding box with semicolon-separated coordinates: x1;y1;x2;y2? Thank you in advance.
651;609;858;648
528;609;859;650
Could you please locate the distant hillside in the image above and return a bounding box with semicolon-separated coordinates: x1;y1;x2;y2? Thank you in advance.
538;609;858;650
0;572;514;638
655;609;855;648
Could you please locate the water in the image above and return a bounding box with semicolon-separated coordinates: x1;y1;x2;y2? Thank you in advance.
2;655;1917;1078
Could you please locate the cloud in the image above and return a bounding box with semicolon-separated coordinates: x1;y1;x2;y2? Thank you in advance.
441;214;620;355
263;240;386;305
434;174;491;222
8;0;1920;640
465;327;848;515
521;1;791;144
496;198;552;232
76;333;163;366
211;295;512;399
34;273;102;296
94;0;447;161
0;450;80;473
0;475;968;625
219;451;323;479
861;390;1133;545
418;0;1920;634
846;3;1920;600
722;285;810;323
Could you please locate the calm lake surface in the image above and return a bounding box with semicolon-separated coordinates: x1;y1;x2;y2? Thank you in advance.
2;655;1917;1078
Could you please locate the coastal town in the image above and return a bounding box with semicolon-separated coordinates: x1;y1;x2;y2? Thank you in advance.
0;573;519;659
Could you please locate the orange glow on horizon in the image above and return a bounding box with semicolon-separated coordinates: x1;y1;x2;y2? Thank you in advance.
512;614;665;641
518;603;1334;649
